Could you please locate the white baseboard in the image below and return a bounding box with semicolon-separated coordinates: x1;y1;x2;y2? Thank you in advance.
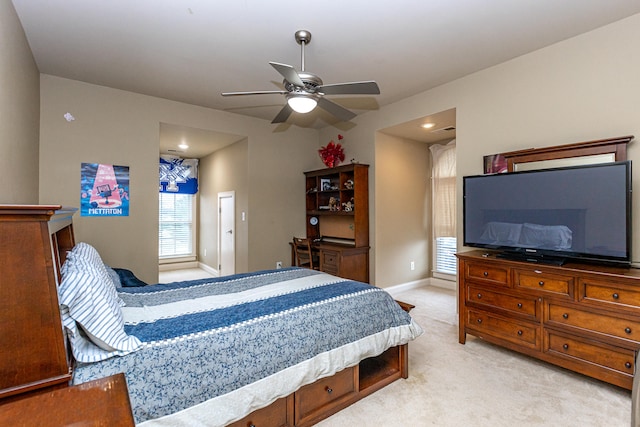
158;261;198;271
384;276;456;297
199;262;219;277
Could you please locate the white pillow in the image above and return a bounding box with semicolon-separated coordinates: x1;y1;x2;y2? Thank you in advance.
66;242;124;306
58;243;141;357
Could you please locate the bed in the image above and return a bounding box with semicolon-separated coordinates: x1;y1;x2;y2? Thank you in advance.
59;242;423;426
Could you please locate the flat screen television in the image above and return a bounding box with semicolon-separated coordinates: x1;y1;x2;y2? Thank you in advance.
463;161;632;266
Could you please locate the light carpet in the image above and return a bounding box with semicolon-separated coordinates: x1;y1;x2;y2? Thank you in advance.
316;286;631;427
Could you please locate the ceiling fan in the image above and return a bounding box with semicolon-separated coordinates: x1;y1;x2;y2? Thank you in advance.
221;30;380;124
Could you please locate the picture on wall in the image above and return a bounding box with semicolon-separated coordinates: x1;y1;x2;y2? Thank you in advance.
81;163;130;216
483;153;508;174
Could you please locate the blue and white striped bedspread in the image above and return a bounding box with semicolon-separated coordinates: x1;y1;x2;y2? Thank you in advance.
72;268;423;426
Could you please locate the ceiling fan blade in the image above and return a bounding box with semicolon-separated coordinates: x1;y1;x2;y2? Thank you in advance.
271;104;293;124
221;90;287;96
317;97;357;122
317;81;380;95
270;62;305;87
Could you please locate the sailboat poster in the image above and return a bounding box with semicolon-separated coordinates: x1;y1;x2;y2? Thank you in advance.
80;163;130;217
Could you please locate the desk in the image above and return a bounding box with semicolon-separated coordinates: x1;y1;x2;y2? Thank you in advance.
291;242;370;283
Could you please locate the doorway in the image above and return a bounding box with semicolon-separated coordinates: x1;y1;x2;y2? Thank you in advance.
218;191;235;276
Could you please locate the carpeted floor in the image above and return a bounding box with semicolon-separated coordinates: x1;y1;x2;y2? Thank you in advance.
316;286;632;427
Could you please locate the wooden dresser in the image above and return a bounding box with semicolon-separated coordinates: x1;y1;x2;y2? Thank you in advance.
0;205;75;401
457;250;640;389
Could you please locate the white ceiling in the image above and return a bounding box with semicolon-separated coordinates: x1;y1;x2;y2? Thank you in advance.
11;1;640;150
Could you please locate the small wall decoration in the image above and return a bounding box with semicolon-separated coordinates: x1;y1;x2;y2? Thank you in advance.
81;163;130;216
319;134;345;168
483;153;508;174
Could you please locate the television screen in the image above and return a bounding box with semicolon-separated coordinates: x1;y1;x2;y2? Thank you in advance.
463;161;632;265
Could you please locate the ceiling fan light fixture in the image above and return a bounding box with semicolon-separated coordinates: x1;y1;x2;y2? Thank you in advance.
287;94;317;114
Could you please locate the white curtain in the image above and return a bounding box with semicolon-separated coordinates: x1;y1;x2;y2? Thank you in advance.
429;140;456;238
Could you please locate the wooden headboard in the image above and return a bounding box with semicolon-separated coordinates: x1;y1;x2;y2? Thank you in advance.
0;205;77;401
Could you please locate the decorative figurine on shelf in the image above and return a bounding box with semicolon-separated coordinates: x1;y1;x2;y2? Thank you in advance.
328;196;339;211
342;197;355;212
319;134;345;168
344;179;354;190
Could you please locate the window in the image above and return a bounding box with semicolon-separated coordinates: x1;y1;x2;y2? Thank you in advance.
159;192;195;259
430;140;457;277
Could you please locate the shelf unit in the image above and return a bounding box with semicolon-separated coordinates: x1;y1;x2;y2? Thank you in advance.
304;164;369;247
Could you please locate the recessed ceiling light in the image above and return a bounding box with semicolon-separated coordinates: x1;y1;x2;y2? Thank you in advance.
421;123;435;129
178;142;189;149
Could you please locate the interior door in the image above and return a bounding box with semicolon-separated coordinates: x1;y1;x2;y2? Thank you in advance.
218;191;235;276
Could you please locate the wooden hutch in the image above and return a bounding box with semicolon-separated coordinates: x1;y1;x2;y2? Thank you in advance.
303;163;370;283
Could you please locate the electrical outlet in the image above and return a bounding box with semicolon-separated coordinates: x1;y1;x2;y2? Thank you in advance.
410;261;415;271
276;261;283;269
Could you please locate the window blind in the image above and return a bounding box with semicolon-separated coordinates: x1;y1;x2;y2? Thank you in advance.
435;237;457;275
159;193;194;258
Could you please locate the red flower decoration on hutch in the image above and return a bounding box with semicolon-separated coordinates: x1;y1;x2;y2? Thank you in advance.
319;135;345;168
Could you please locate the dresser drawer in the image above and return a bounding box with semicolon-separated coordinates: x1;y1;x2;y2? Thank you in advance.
546;303;640;343
580;279;640;311
227;396;292;427
545;331;635;377
294;366;357;425
467;285;538;320
514;269;573;297
320;250;339;274
465;262;509;288
466;309;539;349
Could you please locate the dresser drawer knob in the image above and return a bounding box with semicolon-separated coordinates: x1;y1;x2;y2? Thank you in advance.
477;318;483;324
517;303;523;308
483;271;489;277
626;362;633;369
625;327;632;334
563;343;569;350
326;387;333;394
477;293;482;299
517;330;523;336
538;281;545;286
249;424;256;427
562;313;569;319
613;293;620;299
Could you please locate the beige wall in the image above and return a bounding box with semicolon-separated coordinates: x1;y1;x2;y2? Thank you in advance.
38;75;317;283
321;12;640;286
374;133;431;287
199;138;249;273
0;1;40;203
8;10;640;287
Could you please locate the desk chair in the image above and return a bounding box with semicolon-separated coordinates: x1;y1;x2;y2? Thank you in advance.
292;237;319;270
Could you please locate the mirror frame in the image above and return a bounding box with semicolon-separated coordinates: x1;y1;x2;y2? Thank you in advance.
501;135;633;172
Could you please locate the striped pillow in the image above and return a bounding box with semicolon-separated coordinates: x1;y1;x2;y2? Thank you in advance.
59;243;141;359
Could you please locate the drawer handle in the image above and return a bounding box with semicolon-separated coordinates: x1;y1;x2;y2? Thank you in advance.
562;313;569;319
625;327;632;334
483;271;489;277
517;303;523;308
326;386;333;394
477;293;482;299
613;293;620;299
477;318;483;324
538;281;545;286
517;330;523;336
563;343;569;350
626;362;633;369
249;424;256;427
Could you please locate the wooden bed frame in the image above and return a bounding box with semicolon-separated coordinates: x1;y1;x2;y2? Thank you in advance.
0;204;410;426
